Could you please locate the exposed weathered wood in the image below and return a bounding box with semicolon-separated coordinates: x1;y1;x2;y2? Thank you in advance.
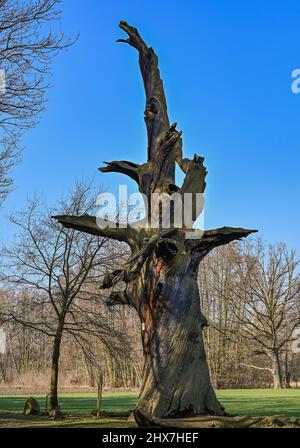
117;21;170;166
106;290;129;307
186;227;258;263
101;269;125;290
101;228;179;309
179;155;207;221
99;160;141;184
52;214;140;249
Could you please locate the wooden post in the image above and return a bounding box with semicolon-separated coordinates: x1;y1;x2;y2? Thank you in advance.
96;372;103;419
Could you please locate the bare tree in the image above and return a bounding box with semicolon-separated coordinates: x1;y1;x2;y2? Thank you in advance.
198;245;249;389
53;21;256;423
0;286;142;390
0;182;126;416
0;0;73;205
0;136;17;204
210;240;300;388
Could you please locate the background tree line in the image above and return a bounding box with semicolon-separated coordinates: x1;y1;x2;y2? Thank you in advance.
0;183;299;402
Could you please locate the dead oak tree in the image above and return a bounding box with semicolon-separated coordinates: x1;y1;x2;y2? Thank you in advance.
54;21;256;420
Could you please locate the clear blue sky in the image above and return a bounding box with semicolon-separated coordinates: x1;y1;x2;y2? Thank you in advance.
1;0;300;251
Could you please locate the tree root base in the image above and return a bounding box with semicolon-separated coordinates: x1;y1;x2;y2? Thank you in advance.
134;410;300;428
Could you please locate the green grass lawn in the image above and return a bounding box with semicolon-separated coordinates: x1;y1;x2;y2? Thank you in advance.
0;391;138;415
217;389;300;418
0;389;299;427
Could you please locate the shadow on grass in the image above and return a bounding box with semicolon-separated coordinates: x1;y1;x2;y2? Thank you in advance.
0;412;136;428
0;393;138;415
218;390;300;417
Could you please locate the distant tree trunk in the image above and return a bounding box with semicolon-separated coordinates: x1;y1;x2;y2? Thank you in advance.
271;350;283;389
284;349;291;388
49;320;64;415
96;372;103;419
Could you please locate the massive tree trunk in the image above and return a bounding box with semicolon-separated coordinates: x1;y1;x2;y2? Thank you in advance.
49;320;64;415
53;21;256;423
137;248;224;416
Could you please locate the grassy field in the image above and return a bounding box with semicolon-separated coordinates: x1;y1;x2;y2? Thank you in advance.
0;389;299;427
